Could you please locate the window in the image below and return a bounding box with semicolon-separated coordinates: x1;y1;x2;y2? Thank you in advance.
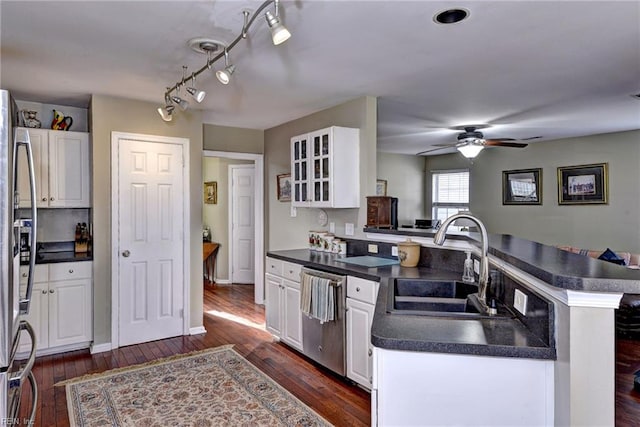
431;169;469;222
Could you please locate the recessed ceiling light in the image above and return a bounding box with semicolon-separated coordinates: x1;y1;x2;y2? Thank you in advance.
434;8;470;25
187;38;226;55
631;93;640;100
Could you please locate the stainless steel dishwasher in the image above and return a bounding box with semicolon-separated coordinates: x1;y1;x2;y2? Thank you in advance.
300;268;347;376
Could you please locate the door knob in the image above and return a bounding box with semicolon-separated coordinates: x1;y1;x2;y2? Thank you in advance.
122;250;131;257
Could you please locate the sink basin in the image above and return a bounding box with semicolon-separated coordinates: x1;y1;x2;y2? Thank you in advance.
387;277;512;318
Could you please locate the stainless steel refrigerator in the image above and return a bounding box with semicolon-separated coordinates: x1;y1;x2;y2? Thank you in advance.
0;89;38;424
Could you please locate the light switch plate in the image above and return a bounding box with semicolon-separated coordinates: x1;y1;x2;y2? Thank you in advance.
514;289;528;315
329;222;335;233
391;246;398;257
345;223;355;236
368;244;378;254
290;205;297;217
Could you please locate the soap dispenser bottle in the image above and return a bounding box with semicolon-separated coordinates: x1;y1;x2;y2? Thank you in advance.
462;251;475;284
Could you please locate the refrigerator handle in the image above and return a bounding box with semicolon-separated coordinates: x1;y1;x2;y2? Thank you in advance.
9;321;37;387
25;371;38;426
15;129;37;314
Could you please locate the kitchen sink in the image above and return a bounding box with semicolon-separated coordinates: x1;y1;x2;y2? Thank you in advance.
387;277;512;318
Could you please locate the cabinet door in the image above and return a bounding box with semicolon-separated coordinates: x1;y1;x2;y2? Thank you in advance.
346;297;375;389
282;280;303;351
48;131;90;207
309;129;331;206
17;128;49;208
17;282;49;353
291;135;309;206
265;273;283;337
48;278;92;348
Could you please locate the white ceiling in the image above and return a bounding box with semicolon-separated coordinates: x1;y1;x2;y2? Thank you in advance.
1;0;639;155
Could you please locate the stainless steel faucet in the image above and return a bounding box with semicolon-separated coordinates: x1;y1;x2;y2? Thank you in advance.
433;212;489;308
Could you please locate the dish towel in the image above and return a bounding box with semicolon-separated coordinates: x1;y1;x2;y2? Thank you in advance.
300;273;335;323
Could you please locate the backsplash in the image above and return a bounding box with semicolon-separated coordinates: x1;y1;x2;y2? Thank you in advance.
24;208;91;242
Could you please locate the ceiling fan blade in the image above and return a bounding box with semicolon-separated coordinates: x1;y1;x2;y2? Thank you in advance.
433;142;461;147
489;137;516;141
484;140;528;148
416;146;456;156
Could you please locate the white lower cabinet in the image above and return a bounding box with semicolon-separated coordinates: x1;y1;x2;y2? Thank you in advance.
265;258;303;351
346;276;379;389
19;261;93;354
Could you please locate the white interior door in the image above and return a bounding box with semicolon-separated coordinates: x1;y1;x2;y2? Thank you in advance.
117;137;185;346
231;165;255;284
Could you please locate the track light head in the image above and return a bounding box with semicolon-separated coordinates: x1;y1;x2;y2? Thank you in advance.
216;64;235;85
265;10;291;45
186;86;206;103
157;104;175;122
171;96;189;111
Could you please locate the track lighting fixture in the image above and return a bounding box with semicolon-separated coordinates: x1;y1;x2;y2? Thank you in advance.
186;74;206;102
158;0;292;121
216;49;235;85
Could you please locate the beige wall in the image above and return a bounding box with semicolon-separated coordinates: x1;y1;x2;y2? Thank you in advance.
264;96;377;250
90;95;203;346
377;152;426;225
203;157;253;282
424;130;640;252
203;123;264;153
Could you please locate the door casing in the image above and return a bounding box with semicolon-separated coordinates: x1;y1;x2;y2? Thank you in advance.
203;150;264;304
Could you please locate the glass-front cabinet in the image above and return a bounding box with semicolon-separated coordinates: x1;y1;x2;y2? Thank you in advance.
290;126;360;208
291;135;308;204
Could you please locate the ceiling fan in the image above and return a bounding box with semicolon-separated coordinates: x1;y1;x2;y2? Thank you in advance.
416;125;532;158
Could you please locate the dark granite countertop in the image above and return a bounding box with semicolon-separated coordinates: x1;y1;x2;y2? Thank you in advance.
365;227;640;293
32;241;93;264
267;248;555;360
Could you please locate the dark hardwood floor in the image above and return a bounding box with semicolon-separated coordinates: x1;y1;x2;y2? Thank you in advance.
15;283;640;426
19;284;370;426
616;338;640;426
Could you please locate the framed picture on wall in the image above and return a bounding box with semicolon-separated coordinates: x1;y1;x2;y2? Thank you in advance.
376;179;388;196
277;173;292;202
204;181;217;204
502;168;542;205
557;163;608;205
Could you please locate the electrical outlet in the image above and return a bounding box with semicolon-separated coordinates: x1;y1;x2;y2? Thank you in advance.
368;244;378;254
391;246;398;257
514;289;528;315
473;259;480;274
345;223;355;236
329;222;335;233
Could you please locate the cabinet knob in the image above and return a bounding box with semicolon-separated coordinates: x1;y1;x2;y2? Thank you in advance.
368;348;373;356
42;290;47;295
356;287;361;292
22;273;27;278
50;197;54;201
41;197;47;202
68;269;74;274
122;250;131;257
49;289;54;293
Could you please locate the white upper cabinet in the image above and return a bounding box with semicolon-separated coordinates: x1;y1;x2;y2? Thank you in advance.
291;126;360;208
17;128;90;208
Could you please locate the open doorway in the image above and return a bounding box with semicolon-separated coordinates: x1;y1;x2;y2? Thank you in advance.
202;150;265;304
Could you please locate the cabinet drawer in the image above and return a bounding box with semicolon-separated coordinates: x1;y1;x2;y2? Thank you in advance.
49;262;92;281
282;262;302;282
347;276;379;304
266;257;283;276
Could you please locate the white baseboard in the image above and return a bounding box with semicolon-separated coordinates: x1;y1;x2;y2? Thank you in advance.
190;326;207;335
90;342;113;354
214;278;231;284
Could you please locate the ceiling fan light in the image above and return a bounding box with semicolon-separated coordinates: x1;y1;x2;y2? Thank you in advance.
186;86;206;103
457;144;484;158
265;11;291;45
216;65;235;85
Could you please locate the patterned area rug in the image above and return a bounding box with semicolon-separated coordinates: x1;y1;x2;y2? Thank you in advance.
63;345;331;426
